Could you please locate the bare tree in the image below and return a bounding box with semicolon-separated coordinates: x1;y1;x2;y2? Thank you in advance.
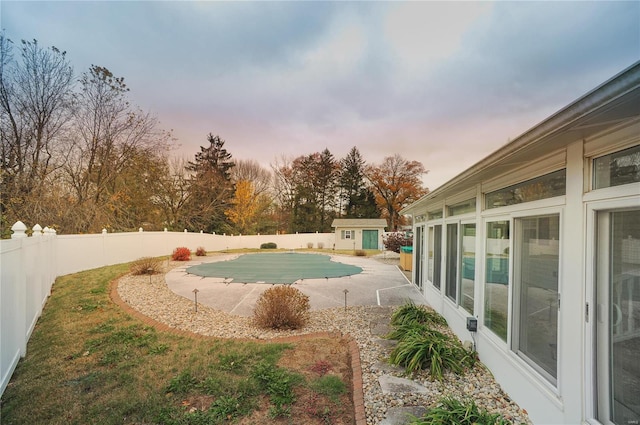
154;156;193;230
0;35;74;231
63;65;170;232
271;155;297;233
232;159;272;195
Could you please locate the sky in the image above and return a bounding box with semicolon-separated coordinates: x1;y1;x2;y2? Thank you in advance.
2;1;639;190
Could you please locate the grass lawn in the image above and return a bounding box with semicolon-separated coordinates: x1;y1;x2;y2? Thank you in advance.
0;263;355;424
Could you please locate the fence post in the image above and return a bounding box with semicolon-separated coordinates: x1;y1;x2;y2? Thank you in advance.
11;221;27;239
32;224;43;237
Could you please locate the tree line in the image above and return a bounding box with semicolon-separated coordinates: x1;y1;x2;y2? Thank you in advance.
1;35;428;237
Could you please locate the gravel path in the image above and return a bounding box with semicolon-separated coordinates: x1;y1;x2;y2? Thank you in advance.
117;259;532;425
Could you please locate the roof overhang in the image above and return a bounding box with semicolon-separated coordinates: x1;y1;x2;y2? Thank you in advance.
402;61;640;215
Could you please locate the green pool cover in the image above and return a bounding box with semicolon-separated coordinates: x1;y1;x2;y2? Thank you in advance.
186;252;362;284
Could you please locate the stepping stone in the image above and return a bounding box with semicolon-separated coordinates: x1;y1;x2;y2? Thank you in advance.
373;337;397;349
371;361;403;374
379;374;428;395
370;319;392;336
380;406;429;425
372;337;397;355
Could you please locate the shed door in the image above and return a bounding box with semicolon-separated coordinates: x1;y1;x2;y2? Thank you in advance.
362;230;378;250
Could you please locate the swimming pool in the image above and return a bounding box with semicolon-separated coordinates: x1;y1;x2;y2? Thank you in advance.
185;252;363;284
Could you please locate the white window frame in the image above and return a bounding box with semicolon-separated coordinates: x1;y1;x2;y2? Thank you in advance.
584;196;640;425
426;220;444;291
481;215;513;347
511;209;563;388
341;230;354;240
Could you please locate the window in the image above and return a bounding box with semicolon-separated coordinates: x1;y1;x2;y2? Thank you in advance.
428;225;442;289
593;144;640;189
486;169;566;209
341;230;354;239
513;215;560;385
484;220;510;341
428;209;443;220
448;198;476;216
596;209;640;424
461;223;476;314
446;223;458;301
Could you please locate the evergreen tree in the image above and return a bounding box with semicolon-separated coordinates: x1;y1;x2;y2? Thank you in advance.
339;147;380;218
185;134;235;233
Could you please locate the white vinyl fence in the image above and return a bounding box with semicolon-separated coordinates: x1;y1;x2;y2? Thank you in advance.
0;221;335;396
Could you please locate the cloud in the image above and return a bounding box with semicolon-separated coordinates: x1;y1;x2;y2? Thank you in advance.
2;0;638;190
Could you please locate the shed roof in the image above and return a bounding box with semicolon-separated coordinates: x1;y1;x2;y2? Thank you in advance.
402;61;640;214
331;219;387;228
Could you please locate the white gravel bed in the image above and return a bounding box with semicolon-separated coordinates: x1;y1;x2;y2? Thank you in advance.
117;261;532;425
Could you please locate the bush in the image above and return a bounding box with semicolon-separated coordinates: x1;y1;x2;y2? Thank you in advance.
383;232;413;253
171;247;191;261
388;329;475;380
130;257;162;276
195;246;206;256
317;242;324;249
354;249;366;256
307;242;313;249
260;242;278;249
253;285;310;330
391;301;447;327
410;397;511;425
387;302;474;380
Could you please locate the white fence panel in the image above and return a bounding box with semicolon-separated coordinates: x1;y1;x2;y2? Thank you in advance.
1;239;26;397
1;232;57;396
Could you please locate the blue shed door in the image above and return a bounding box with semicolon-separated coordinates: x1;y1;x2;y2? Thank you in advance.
362;230;378;249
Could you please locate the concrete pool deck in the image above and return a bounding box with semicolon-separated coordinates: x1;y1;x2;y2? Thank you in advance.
166;252;425;317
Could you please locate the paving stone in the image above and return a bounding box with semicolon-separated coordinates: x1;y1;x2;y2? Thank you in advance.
370;320;392;336
379;374;428;394
372;337;397;350
380;406;429;425
371;361;404;374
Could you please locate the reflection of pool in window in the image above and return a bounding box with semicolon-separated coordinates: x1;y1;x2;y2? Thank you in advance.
485;221;510;342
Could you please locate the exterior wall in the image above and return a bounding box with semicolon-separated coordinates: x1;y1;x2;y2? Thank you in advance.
408;122;640;424
0;229;334;396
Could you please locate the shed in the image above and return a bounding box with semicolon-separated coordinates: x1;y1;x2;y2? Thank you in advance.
331;218;387;250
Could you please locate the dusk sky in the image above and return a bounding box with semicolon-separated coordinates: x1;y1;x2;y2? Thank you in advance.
2;1;639;189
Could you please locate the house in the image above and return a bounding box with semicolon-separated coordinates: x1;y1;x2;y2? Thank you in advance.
331;218;387;250
401;62;640;425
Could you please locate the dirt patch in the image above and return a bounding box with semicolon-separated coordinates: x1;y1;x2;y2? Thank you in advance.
238;336;355;424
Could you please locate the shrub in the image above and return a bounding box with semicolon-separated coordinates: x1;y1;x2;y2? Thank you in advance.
307;242;314;249
171;247;191;261
317;242;324;249
195;246;206;256
387;302;474;380
391;301;447;327
309;360;332;376
260;242;278;249
130;257;162;276
354;249;366;256
253;285;310;330
410;397;511;425
383;232;413;253
388;327;475;380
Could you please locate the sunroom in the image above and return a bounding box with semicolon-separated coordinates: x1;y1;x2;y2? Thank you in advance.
401;62;640;425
